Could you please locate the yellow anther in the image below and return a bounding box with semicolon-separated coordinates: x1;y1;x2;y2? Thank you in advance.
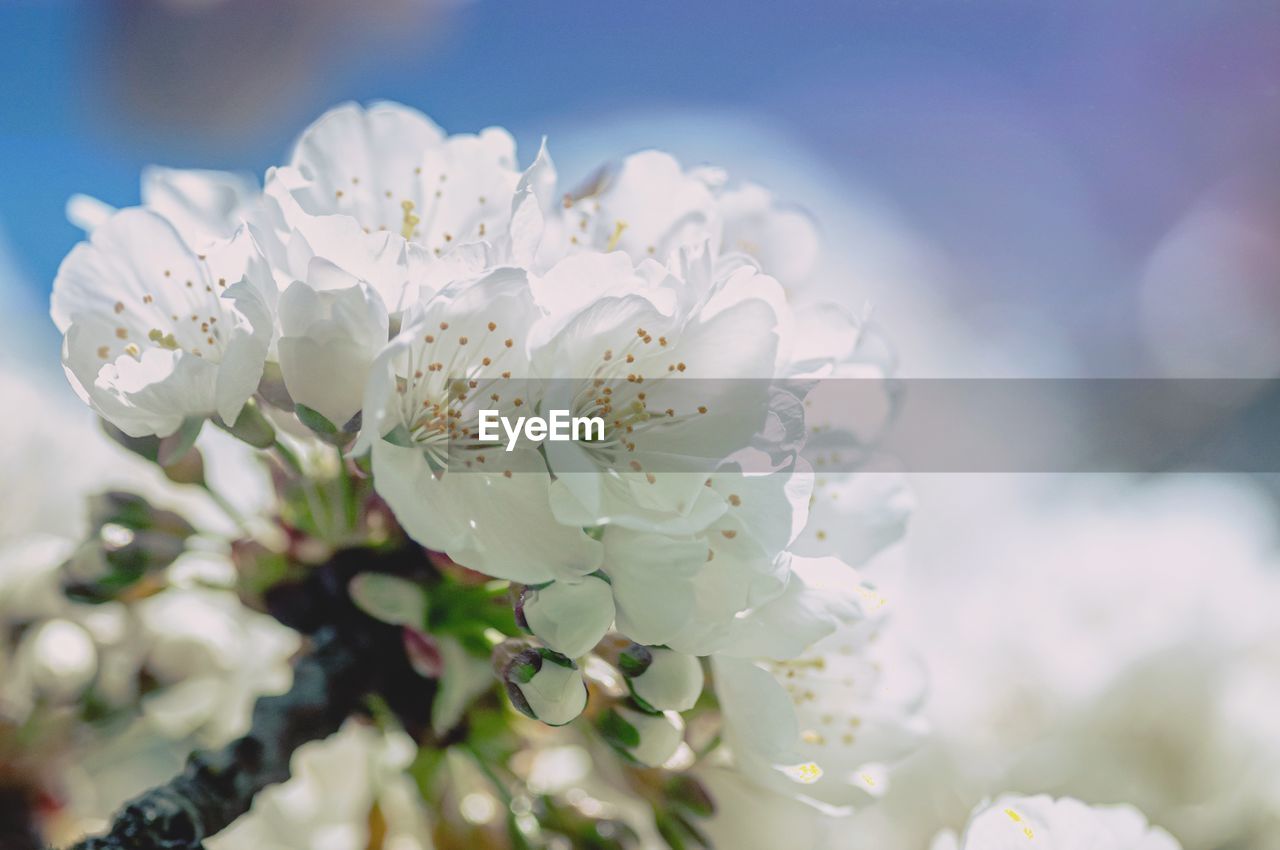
605;219;629;251
400;200;420;240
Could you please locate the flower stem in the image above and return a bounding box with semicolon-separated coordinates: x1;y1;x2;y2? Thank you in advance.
465;742;514;807
199;481;248;532
272;439;305;476
336;446;358;533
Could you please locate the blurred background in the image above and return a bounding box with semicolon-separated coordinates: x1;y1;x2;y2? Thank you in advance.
3;2;1280;848
4;0;1280;379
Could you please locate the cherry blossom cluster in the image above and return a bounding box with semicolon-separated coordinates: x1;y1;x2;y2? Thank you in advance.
50;100;919;823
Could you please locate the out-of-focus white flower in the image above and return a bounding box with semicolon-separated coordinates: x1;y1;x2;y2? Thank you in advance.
19;618;99;702
854;475;1280;850
136;573;299;745
52;208;274;437
0;541;297;750
790;472;913;565
696;765;834;850
713;555;926;813
931;795;1181;850
68;167;259;251
276;259;389;430
716;181;820;290
0;536;117;720
208;720;429;850
0;345;274;540
549;150;719;265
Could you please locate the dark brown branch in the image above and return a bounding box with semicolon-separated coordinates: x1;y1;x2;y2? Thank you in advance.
62;546;438;850
68;627;364;850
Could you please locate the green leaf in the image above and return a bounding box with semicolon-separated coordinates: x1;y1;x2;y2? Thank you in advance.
596;708;641;749
295;403;339;435
157;417;204;467
348;573;429;628
217;399;276;448
381;424;416;448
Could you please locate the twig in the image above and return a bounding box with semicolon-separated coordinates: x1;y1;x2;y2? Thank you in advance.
61;546;439;850
66;628;365;850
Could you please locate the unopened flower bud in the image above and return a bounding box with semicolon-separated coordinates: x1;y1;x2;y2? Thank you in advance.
622;646;704;713
496;642;588;726
597;704;686;767
515;575;615;658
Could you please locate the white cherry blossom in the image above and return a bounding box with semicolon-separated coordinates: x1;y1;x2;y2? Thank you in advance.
542;150;820;293
603;460;810;654
276;258;389;430
260;101;532;311
931;795;1181;850
52;208;273;438
530;252;784;533
357;269;600;583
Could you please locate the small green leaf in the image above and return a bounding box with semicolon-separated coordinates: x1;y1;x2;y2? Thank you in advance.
157;417;205;468
295;403;339;435
381;424;416;448
217;399;276;448
596;707;641;749
348;573;428;628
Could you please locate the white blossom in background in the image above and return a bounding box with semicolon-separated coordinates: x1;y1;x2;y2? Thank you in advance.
695;766;833;850
0;349;276;541
208;720;430;850
538;147;820;294
0;539;297;747
841;475;1280;850
712;555;926;812
68;166;260;250
135;577;299;745
931;795;1181;850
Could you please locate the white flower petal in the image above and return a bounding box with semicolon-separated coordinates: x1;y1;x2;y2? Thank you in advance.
521;576;615;658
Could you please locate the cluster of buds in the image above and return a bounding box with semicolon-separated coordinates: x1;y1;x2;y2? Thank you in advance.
497;613;708;771
596;642;704;768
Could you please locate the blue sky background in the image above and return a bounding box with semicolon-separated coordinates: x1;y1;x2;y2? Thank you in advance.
3;0;1279;376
